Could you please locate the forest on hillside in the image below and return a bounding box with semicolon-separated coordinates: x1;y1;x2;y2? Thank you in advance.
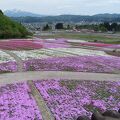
0;10;30;39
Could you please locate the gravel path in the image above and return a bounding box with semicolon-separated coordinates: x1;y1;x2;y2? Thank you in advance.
0;71;119;86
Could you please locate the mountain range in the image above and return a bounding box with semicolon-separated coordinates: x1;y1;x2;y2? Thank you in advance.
4;10;120;23
4;9;46;17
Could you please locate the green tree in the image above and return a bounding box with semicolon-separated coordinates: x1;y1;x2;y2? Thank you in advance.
111;23;118;31
99;24;107;32
103;22;111;31
55;23;64;29
43;24;50;31
67;25;71;29
0;10;3;15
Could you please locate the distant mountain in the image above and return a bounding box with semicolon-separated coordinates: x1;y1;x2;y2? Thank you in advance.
93;13;120;18
4;9;46;17
11;14;120;23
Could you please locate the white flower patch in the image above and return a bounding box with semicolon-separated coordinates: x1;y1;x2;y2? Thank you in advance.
43;49;75;57
12;49;75;60
12;48;110;61
0;51;15;63
12;49;49;60
49;48;110;56
66;39;86;43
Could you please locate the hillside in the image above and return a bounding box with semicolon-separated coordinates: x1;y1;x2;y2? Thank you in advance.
0;10;30;39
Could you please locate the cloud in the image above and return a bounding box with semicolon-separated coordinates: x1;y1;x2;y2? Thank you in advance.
0;0;120;15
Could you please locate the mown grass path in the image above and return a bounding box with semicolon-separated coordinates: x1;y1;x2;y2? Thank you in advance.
2;50;24;72
28;80;55;120
0;71;120;86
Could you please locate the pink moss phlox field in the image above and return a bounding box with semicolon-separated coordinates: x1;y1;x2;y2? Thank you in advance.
79;42;120;48
0;39;69;50
0;56;120;73
0;61;17;73
35;79;120;120
0;83;43;120
0;39;120;50
44;39;69;48
0;40;43;50
25;56;120;73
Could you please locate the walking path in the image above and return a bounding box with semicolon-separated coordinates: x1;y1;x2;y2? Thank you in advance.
0;71;119;86
28;81;55;120
2;50;24;72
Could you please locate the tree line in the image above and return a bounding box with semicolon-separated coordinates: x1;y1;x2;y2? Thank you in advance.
75;22;120;32
41;22;120;32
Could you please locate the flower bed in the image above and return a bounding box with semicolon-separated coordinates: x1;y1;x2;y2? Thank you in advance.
12;48;109;61
78;42;120;48
12;49;49;60
12;49;71;60
0;39;120;50
0;56;119;74
49;48;109;56
0;51;15;63
0;82;42;120
0;61;17;73
0;39;69;50
0;40;43;50
35;79;120;120
25;56;120;73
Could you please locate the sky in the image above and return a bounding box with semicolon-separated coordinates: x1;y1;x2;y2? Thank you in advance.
0;0;120;15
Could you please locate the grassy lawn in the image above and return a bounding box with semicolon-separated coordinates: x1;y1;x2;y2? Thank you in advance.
40;32;120;44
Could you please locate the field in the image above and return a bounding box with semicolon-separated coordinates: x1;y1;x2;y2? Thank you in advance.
36;31;120;44
0;38;120;120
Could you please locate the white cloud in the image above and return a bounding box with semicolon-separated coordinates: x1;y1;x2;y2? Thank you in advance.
0;0;120;15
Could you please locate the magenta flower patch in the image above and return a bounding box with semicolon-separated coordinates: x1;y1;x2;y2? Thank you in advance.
35;79;120;120
0;83;43;120
25;56;120;73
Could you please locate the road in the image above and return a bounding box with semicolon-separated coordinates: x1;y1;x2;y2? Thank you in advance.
0;71;119;86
